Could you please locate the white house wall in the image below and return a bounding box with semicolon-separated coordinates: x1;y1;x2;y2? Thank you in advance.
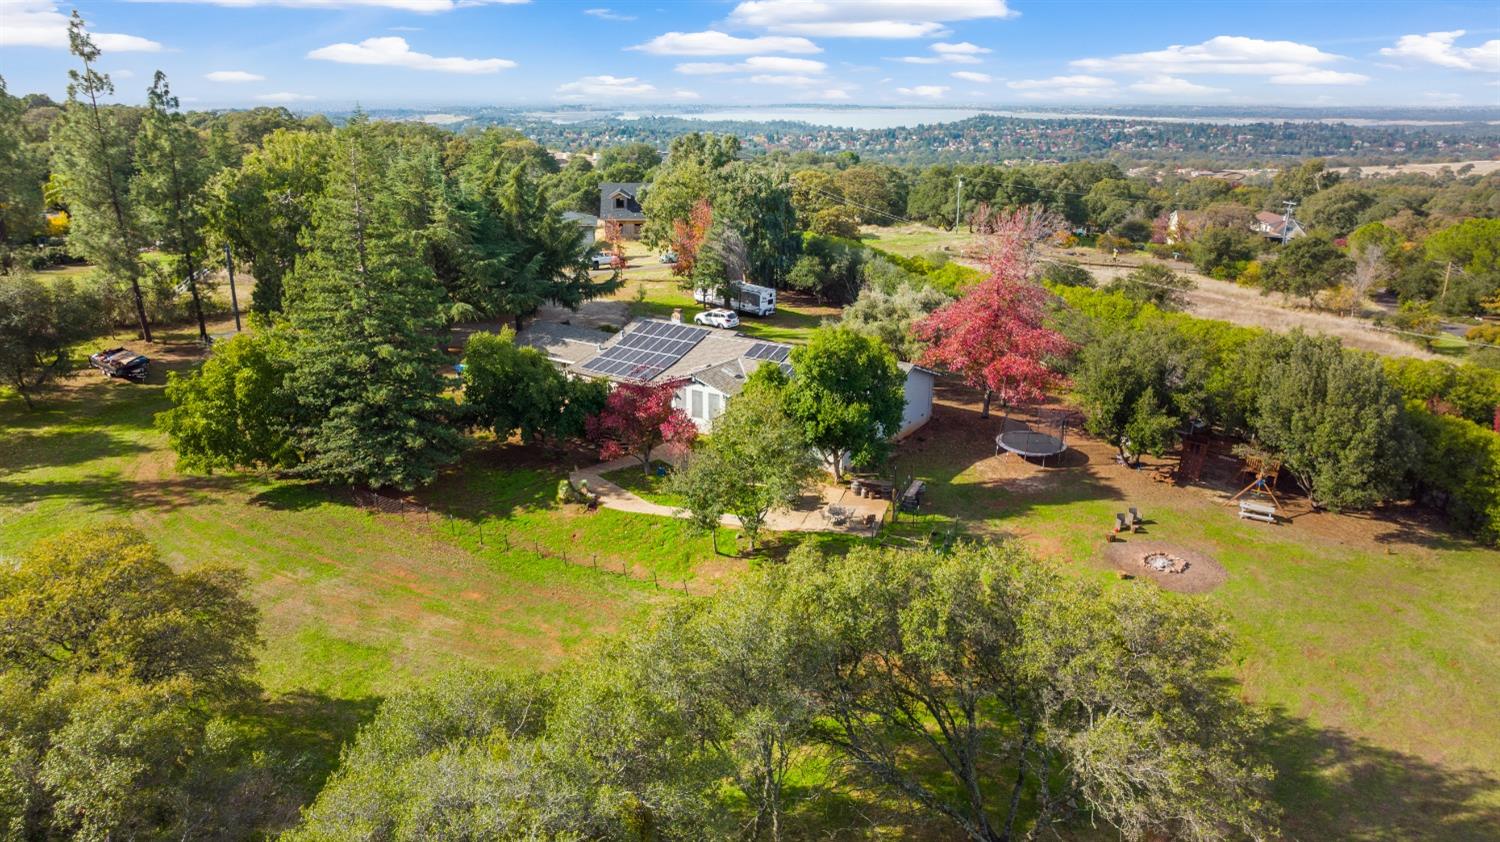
898;368;935;438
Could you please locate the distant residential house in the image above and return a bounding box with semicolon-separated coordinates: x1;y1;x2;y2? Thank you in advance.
1165;209;1201;245
599;182;647;239
562;211;599;246
521;315;935;439
1166;208;1305;245
1251;211;1306;242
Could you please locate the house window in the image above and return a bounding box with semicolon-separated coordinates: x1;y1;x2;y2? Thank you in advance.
690;389;704;419
614;196;625;209
708;393;724;419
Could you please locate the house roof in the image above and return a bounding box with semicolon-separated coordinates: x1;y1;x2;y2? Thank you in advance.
1253;211;1304;238
599;182;646;221
562;211;599;226
565;318;792;388
516;321;612;367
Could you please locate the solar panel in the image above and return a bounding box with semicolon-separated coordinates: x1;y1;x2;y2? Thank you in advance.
577;319;710;381
745;342;791;362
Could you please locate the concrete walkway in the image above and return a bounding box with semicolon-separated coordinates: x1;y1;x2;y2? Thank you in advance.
569;447;887;537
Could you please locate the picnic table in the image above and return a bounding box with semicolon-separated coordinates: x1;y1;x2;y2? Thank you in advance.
899;480;925;513
851;478;894;499
825;505;851;526
1238;500;1277;524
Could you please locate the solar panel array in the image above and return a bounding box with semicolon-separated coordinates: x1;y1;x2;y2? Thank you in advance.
579;319;710;381
744;342;791;363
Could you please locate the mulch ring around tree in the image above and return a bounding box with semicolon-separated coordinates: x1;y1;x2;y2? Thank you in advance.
1101;540;1228;594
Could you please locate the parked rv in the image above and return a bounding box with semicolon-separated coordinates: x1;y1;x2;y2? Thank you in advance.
693;282;776;316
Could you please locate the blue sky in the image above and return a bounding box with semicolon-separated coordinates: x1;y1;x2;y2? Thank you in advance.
2;1;1497;109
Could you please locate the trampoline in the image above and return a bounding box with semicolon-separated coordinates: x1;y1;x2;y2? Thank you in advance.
996;430;1068;466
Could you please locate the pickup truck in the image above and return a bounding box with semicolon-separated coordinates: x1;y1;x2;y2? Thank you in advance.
89;347;149;383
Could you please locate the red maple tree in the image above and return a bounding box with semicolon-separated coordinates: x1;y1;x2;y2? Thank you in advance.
586;379;698;472
914;225;1073;418
670;199;712;278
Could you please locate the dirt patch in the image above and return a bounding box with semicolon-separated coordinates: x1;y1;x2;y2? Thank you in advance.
1101;539;1228;594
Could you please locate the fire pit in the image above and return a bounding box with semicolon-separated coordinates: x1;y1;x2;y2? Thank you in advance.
1103;542;1225;594
1141;551;1188;574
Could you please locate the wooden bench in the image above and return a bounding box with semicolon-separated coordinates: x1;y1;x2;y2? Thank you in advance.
1238;500;1278;524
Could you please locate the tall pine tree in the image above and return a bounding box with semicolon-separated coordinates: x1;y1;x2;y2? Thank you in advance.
51;13;150;341
133;72;212;342
284;116;462;490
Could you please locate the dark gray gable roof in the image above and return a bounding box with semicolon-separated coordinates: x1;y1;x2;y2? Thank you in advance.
599;182;647;220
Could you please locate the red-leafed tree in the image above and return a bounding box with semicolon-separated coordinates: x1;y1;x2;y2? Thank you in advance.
586;379;698;472
670;199;712;278
915;229;1073;418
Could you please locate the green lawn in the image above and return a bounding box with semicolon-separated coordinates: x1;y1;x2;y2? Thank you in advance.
617;278;831;345
894;399;1500;840
858;223;976;258
601;460;685;508
0;322;762;693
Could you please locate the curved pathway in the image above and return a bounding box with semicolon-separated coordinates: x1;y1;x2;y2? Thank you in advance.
569;449;887;536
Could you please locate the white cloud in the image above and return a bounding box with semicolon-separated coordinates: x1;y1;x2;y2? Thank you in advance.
111;69;136;80
584;7;635;21
951;70;991;83
1074;35;1344;77
896;40;990;65
308;37;515;73
749;74;821;86
556;74;697;101
818;88;853;100
1380;31;1500;73
934;41;989;57
255;91;317;102
1127;75;1224;96
728;0;1015;38
206;70;266;83
630;31;820;56
1007;75;1117;98
0;1;163;52
676;56;827;75
897;85;949;98
145;0;528;10
1423;90;1465;103
1270;69;1369;86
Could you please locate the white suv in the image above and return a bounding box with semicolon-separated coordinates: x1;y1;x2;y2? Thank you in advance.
693;308;740;329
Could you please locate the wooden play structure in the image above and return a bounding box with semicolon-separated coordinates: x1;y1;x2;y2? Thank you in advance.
1229;447;1284;523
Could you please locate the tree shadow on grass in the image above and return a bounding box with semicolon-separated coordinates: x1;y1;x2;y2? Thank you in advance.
0;473;255;513
0;428;152;476
1263;708;1500;840
236;691;383;837
247;482;343;512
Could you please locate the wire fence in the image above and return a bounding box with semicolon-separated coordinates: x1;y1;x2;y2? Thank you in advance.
350;488;695;594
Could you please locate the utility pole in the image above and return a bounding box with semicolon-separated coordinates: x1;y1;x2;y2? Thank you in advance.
223;243;242;332
954;176;963;232
1280;199;1297;245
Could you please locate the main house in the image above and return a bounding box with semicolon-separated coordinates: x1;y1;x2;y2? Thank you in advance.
599;182;647;239
519;316;935;437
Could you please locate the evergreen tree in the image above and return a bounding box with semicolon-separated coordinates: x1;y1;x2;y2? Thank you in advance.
474;166;618;329
133;72;212;342
50;13;151;341
0;76;46;253
284;117;463;490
